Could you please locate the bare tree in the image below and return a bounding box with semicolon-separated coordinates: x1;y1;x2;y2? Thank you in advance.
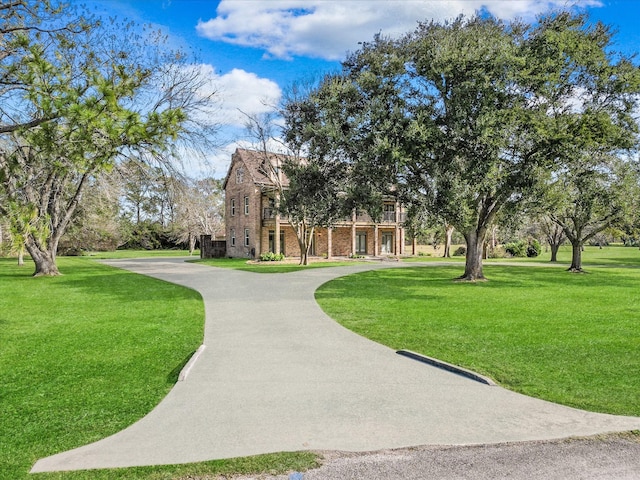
539;217;566;262
172;177;224;255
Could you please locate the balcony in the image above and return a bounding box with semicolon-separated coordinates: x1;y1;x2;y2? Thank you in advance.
265;208;405;225
382;211;407;223
263;207;276;220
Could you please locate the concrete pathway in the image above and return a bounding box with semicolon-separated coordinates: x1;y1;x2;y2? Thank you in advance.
32;258;640;472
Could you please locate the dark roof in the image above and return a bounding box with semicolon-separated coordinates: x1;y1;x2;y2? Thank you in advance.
222;148;294;190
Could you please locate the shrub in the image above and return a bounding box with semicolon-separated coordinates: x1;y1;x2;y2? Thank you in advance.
260;252;285;261
488;245;507;258
505;240;527;257
452;246;466;256
504;239;542;258
527;239;542;257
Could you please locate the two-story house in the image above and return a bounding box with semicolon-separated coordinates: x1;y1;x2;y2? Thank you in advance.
222;148;406;259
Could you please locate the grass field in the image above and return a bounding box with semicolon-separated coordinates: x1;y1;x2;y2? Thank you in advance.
405;243;640;266
3;245;639;478
86;249;198;259
0;256;318;479
316;245;640;417
192;257;356;273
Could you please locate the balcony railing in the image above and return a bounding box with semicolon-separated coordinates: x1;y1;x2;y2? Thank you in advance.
265;208;405;224
382;212;407;223
263;208;276;220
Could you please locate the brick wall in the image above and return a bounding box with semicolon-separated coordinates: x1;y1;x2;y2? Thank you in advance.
225;158;263;258
224;151;406;259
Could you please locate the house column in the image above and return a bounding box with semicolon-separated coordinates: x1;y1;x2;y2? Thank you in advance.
374;224;379;256
274;191;281;255
351;210;357;256
274;214;281;254
327;227;333;259
395;201;402;255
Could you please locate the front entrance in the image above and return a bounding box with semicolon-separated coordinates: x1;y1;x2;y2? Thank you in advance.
381;233;393;254
356;232;367;255
268;230;285;254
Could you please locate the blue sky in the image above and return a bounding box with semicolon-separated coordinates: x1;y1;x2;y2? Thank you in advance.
78;0;640;177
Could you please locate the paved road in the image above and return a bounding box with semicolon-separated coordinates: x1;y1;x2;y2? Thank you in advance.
266;434;640;480
31;258;640;473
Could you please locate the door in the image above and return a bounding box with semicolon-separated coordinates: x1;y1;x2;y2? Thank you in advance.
356;232;367;255
381;233;393;254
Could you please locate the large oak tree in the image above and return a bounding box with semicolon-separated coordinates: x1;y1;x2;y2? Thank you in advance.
288;12;640;281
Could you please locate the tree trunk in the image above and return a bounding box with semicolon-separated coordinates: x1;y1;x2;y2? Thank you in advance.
18;247;25;267
550;242;560;262
568;240;584;272
299;236;311;265
296;225;313;266
460;230;486;281
25;237;60;276
188;233;196;256
443;224;454;258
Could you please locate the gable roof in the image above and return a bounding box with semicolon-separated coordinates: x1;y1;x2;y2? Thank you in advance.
222;148;295;190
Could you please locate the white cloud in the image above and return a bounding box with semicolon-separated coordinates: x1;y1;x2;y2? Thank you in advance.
196;0;602;61
168;64;282;177
216;68;282;126
186;64;282;128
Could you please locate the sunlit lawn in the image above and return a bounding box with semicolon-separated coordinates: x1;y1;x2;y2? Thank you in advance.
0;257;318;479
4;245;639;478
405;244;640;267
492;243;640;266
192;257;356;273
317;245;640;417
86;249;197;259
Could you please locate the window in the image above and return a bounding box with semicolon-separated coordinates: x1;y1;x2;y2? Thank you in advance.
230;229;236;247
236;168;244;184
230;198;235;216
244;228;250;247
244;196;249;215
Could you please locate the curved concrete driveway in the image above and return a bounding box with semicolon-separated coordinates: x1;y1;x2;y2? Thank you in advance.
32;258;640;472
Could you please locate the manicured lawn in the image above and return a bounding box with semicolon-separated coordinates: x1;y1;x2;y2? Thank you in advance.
0;257;318;479
87;249;197;259
405;244;640;266
499;244;640;266
316;248;640;417
192;257;356;273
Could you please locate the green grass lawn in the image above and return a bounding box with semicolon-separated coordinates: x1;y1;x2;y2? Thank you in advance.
405;244;640;266
192;257;356;273
86;249;198;259
4;245;638;477
316;246;640;417
505;243;640;266
0;257;318;479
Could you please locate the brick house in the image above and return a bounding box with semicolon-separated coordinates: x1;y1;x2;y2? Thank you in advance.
222;148;406;259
